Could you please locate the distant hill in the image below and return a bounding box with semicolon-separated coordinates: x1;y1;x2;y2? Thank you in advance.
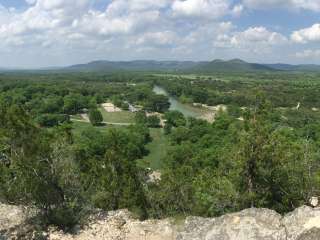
67;60;200;72
66;59;277;73
191;59;275;73
264;63;320;72
34;59;320;73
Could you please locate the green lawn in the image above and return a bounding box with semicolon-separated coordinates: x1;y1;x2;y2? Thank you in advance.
138;128;169;170
70;114;84;120
99;107;136;123
71;121;118;136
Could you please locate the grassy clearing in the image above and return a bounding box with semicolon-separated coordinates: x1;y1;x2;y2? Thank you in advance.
138;128;169;170
99;107;136;123
153;73;216;80
70;114;83;120
71;121;119;136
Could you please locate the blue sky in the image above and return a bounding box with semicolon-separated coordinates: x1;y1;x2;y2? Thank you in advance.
0;0;320;68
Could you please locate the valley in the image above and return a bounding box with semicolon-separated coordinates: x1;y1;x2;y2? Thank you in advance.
0;67;320;237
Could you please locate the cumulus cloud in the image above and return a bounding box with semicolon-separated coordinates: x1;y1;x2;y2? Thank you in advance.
171;0;234;19
227;27;287;47
0;0;318;67
295;49;320;58
240;27;286;43
135;31;178;46
0;0;165;44
291;24;320;43
106;0;170;16
243;0;320;11
231;4;244;17
25;0;37;5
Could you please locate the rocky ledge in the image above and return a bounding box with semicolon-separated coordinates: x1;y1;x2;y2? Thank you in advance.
1;204;320;240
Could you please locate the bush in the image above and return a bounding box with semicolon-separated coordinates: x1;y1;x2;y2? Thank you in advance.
36;114;70;127
147;115;161;128
0;105;86;231
164;111;186;127
89;108;103;126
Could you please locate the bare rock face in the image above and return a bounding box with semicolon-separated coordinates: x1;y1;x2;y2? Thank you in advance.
0;204;26;232
282;206;320;240
48;210;177;240
179;208;286;240
2;203;320;240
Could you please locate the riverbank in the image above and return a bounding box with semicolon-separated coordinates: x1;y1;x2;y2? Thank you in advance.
153;85;221;122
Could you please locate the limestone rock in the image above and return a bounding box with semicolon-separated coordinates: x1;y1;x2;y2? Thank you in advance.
178;208;285;240
0;204;26;232
2;203;320;240
282;206;320;240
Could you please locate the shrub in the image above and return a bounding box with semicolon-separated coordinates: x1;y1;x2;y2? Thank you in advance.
89;108;103;126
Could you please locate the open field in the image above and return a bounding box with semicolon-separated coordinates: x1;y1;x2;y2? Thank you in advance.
99;107;136;124
138;128;169;170
71;121;119;136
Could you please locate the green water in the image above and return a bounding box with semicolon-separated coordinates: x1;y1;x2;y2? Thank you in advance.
153;85;202;118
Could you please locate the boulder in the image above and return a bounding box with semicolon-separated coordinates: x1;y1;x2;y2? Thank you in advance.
282;206;320;240
178;208;285;240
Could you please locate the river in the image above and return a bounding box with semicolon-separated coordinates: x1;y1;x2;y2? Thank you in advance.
153;85;204;118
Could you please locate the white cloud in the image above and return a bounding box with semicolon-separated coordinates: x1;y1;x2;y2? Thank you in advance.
231;4;244;17
229;27;287;47
25;0;37;5
171;0;233;19
0;4;18;24
243;0;320;12
0;0;318;67
106;0;170;15
135;31;178;46
74;10;161;36
291;24;320;43
296;49;320;58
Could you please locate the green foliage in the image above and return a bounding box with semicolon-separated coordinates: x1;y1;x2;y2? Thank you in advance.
36;114;70;127
74;126;150;219
63;94;88;114
88;108;103;126
1;71;320;229
147;93;320;218
147;115;161;128
236;100;320;212
134;111;148;125
0;104;85;231
192;171;238;216
144;94;170;113
164;111;186;127
134;111;161;128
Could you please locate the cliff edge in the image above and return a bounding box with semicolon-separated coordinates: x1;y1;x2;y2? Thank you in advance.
1;204;320;240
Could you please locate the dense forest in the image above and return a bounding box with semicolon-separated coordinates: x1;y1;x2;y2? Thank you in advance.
0;71;319;232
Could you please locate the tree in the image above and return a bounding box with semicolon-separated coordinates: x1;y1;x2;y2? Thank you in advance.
147;115;161;128
89;108;103;126
0;104;85;230
36;114;70;127
144;94;170;113
164;111;186;127
192;171;238;216
235;94;320;212
75;128;149;219
135;111;148;125
63;94;88;115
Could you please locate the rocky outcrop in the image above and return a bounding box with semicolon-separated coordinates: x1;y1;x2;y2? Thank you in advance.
0;204;26;232
179;208;286;240
2;204;320;240
282;206;320;240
